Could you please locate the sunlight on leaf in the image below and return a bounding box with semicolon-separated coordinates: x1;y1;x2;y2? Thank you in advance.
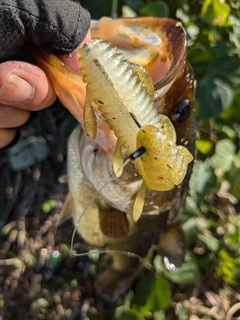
198;232;220;252
227;167;240;200
189;160;211;195
159;253;201;285
153;310;165;320
41;199;57;213
210;139;236;172
233;151;240;168
196;139;213;154
113;308;143;320
201;0;231;26
31;298;49;309
133;271;171;316
88;250;100;262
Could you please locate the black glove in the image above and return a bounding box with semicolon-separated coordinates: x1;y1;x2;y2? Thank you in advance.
0;0;91;60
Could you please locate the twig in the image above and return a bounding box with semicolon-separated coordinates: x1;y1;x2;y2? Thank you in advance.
226;302;240;320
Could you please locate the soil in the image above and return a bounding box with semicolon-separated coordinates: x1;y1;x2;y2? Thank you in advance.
0;105;102;320
1;105;240;320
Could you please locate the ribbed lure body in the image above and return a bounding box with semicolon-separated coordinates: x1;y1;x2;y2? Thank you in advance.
78;39;193;220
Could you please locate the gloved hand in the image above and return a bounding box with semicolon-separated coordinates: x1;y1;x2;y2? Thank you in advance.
0;0;91;148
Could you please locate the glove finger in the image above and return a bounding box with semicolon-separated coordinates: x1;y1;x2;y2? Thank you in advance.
0;0;91;60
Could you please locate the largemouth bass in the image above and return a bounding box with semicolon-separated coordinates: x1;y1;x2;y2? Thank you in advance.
34;17;196;300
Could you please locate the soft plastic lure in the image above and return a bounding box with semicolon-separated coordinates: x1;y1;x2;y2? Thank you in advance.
78;38;193;221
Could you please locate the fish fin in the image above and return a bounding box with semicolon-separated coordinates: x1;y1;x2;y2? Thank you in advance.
113;139;124;177
32;48;86;125
59;192;74;225
83;94;97;141
99;207;129;238
133;181;148;222
157;222;186;271
94;266;135;301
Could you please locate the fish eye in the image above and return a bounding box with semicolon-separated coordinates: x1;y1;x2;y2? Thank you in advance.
171;99;191;123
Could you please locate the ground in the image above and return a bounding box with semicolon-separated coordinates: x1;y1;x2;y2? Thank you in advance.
1;106;240;320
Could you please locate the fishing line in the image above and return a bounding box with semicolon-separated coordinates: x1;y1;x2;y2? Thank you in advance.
70;157;132;256
70;147;147;261
72;248;144;262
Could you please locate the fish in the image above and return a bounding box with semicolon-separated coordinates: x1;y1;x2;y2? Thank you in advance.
33;17;196;300
78;38;193;222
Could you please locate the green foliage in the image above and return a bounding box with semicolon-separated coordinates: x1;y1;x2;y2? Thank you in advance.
200;0;231;26
133;272;171;314
210;138;236;172
154;253;201;285
114;308;144;320
140;1;169;17
41;199;57;213
70;0;240;317
31;298;49;309
110;271;171;319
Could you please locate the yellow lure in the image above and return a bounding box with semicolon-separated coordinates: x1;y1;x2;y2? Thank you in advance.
78;39;193;221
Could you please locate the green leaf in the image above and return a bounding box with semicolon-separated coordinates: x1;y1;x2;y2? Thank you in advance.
182;217;209;246
133;272;171;315
113;308;143;320
227;167;240;200
13;258;24;268
31;298;49;309
233;151;240;168
229;16;240;54
87;311;103;320
212;78;233;110
48;251;61;266
198;233;220;252
153;310;165;320
162;254;201;285
141;1;169;17
189;160;211;195
210;139;236;172
196;77;234;119
80;0;115;19
196;139;213;154
24;253;36;267
175;303;189;320
70;279;78;288
188;46;209;64
200;0;231;26
88;250;100;262
41;200;57;213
